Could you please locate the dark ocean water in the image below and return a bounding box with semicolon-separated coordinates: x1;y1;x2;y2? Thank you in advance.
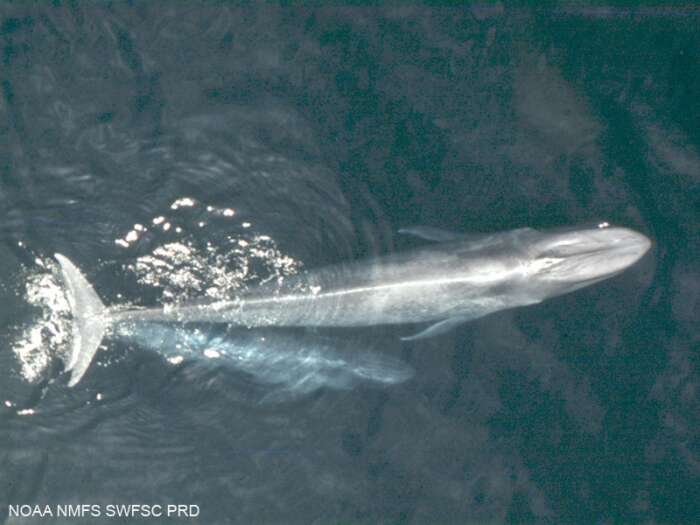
1;5;698;524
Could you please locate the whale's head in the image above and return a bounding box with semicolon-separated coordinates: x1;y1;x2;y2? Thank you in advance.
522;223;651;298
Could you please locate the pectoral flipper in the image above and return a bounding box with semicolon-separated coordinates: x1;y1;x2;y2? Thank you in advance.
400;316;472;341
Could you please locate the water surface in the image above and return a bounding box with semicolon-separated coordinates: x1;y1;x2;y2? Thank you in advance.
1;5;698;524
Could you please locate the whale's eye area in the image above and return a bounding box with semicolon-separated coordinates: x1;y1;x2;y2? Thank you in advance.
522;256;565;277
535;256;561;266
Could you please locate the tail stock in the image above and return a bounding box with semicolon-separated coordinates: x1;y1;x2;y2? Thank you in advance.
54;254;109;387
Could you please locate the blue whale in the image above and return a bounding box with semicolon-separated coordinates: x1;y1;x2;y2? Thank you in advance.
55;223;650;386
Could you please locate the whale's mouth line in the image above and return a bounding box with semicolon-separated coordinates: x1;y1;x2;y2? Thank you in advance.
561;269;625;288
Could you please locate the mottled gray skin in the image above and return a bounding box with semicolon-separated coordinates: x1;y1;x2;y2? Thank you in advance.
111;225;651;330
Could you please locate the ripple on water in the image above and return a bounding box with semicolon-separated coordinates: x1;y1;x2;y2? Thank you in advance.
1;107;394;511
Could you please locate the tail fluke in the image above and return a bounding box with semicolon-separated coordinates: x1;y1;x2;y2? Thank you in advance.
54;254;109;387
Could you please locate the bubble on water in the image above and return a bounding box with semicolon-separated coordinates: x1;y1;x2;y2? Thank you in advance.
170;197;197;210
128;233;302;303
124;200;304;304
